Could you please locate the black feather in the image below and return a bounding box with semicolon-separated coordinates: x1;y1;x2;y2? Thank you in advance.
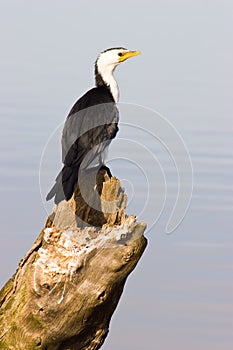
46;85;119;203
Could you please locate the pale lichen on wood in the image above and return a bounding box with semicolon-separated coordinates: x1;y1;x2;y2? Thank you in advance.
0;169;147;350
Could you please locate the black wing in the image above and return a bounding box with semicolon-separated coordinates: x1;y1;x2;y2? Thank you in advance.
46;86;119;203
62;86;119;169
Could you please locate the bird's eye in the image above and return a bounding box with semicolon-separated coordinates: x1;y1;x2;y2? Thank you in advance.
118;52;123;57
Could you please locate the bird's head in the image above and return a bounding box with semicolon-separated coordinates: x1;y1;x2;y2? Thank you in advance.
95;47;140;79
95;47;140;101
96;47;140;69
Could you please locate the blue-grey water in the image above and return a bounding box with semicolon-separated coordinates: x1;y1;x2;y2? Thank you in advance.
0;1;233;349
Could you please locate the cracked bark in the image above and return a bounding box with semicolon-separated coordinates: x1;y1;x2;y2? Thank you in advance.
0;168;147;350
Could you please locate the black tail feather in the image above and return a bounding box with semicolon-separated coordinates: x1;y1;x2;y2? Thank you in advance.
46;165;79;204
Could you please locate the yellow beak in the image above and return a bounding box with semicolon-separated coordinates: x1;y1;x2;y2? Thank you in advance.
119;50;141;62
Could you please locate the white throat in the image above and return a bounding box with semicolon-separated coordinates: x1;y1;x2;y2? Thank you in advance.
97;63;119;102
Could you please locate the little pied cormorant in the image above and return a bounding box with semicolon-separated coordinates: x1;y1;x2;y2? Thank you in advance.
46;47;140;204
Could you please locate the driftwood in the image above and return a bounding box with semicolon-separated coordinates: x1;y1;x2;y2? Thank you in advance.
0;168;147;350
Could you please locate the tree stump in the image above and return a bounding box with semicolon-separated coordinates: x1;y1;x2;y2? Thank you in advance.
0;168;147;350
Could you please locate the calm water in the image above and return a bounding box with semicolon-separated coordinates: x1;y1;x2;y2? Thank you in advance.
0;99;232;350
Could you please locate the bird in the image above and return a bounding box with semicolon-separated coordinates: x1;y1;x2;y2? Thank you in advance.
46;47;140;204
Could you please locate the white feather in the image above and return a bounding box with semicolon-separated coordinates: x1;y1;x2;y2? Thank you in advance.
96;49;126;102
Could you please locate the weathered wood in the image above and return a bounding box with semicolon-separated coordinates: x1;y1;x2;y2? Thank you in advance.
0;168;147;350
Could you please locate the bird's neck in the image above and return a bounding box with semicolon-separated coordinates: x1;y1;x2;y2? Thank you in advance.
95;65;119;102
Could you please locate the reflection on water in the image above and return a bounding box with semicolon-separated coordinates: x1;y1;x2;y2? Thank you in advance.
0;101;232;349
